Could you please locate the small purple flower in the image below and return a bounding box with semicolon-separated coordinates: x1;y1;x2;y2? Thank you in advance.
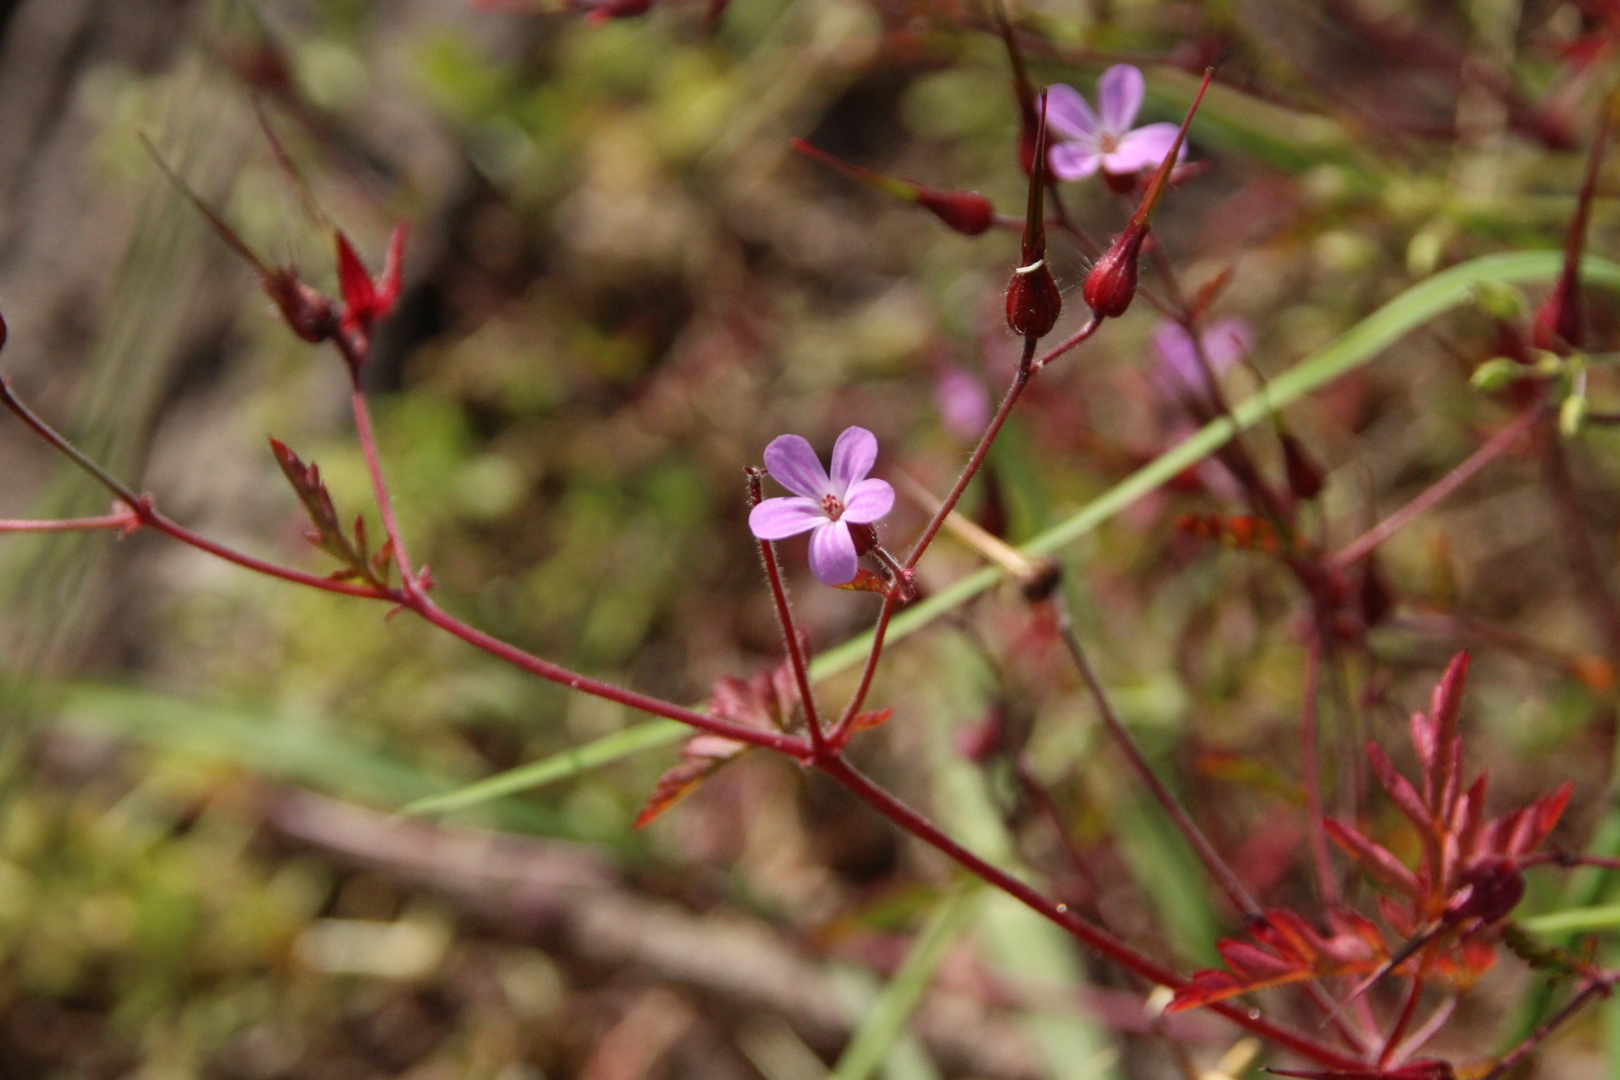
1046;66;1185;182
1152;318;1252;396
749;426;895;586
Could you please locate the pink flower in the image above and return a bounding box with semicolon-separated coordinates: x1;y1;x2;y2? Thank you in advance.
1152;318;1252;396
1046;66;1185;182
749;427;895;586
935;367;991;440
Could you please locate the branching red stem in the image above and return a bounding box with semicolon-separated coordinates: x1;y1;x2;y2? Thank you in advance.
818;754;1364;1069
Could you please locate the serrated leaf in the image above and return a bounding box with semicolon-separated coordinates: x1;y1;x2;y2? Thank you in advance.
270;437;369;577
1324;819;1422;896
1168;909;1387;1012
633;756;732;829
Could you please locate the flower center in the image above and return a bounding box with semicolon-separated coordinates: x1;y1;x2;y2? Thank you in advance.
822;493;845;521
1097;131;1121;154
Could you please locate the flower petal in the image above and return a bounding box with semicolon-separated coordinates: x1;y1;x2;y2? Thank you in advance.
829;425;878;490
1105;123;1184;174
808;521;858;585
1043;83;1098;142
1152;321;1201;391
1096;65;1145;134
749;497;826;540
1201;318;1252;370
842;478;894;523
763;433;830;499
1049;143;1102;181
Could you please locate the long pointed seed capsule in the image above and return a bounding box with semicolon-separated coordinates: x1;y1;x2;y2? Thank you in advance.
1005;93;1061;339
1083;68;1214;320
789;139;995;236
1533;109;1610;351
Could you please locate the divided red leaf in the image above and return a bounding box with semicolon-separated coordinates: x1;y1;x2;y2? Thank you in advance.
634;658;804;829
270;437;371;579
1167;909;1386;1012
1324;819;1422;897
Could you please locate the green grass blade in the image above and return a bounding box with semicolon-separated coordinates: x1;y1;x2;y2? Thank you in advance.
400;718;688;815
53;683;569;834
413;251;1620;812
830;887;981;1080
1520;904;1620;936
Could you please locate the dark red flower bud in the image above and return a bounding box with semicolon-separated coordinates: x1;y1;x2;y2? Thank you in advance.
1006;260;1062;338
915;189;995;236
1082;224;1147;319
262;268;338;344
1447;858;1524;924
1359;557;1394;629
1281;432;1325;501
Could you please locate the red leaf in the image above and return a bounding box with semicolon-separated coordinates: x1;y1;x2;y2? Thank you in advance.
376;222;407;312
1324;819;1422;896
1167;909;1387;1012
335;232;375;317
269;436;368;576
634;758;726;829
851;708;893;732
1367;741;1432;836
1426;652;1470;815
1266;1061;1454;1080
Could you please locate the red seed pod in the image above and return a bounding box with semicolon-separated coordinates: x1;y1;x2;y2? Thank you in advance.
1006;259;1063;338
915;189;995;236
1082;224;1147;319
1281;432;1326;501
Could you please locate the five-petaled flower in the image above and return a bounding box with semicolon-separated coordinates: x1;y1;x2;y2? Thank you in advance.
1047;66;1185;183
749;427;895;586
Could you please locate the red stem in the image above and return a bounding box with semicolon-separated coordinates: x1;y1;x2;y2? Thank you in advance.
1052;594;1260;917
906;336;1049;571
1300;631;1340;907
350;387;420;593
1378;951;1431;1067
819;754;1365;1070
1481;975;1614;1080
1332;403;1542;569
409;594;812;755
751;474;826;755
0;511;136;532
831;589;899;743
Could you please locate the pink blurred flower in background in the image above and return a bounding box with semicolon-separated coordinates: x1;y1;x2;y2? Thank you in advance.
935;366;991;440
749;427;894;585
1047;65;1186;183
1152;318;1252;398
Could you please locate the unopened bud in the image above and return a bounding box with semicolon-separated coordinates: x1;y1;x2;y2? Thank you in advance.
1470;357;1526;392
1447;858;1524;924
1083;225;1147;319
1560;392;1587;437
1280;433;1325;501
1472;281;1527;322
262;269;338;344
915;189;995;236
1006;258;1062;338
